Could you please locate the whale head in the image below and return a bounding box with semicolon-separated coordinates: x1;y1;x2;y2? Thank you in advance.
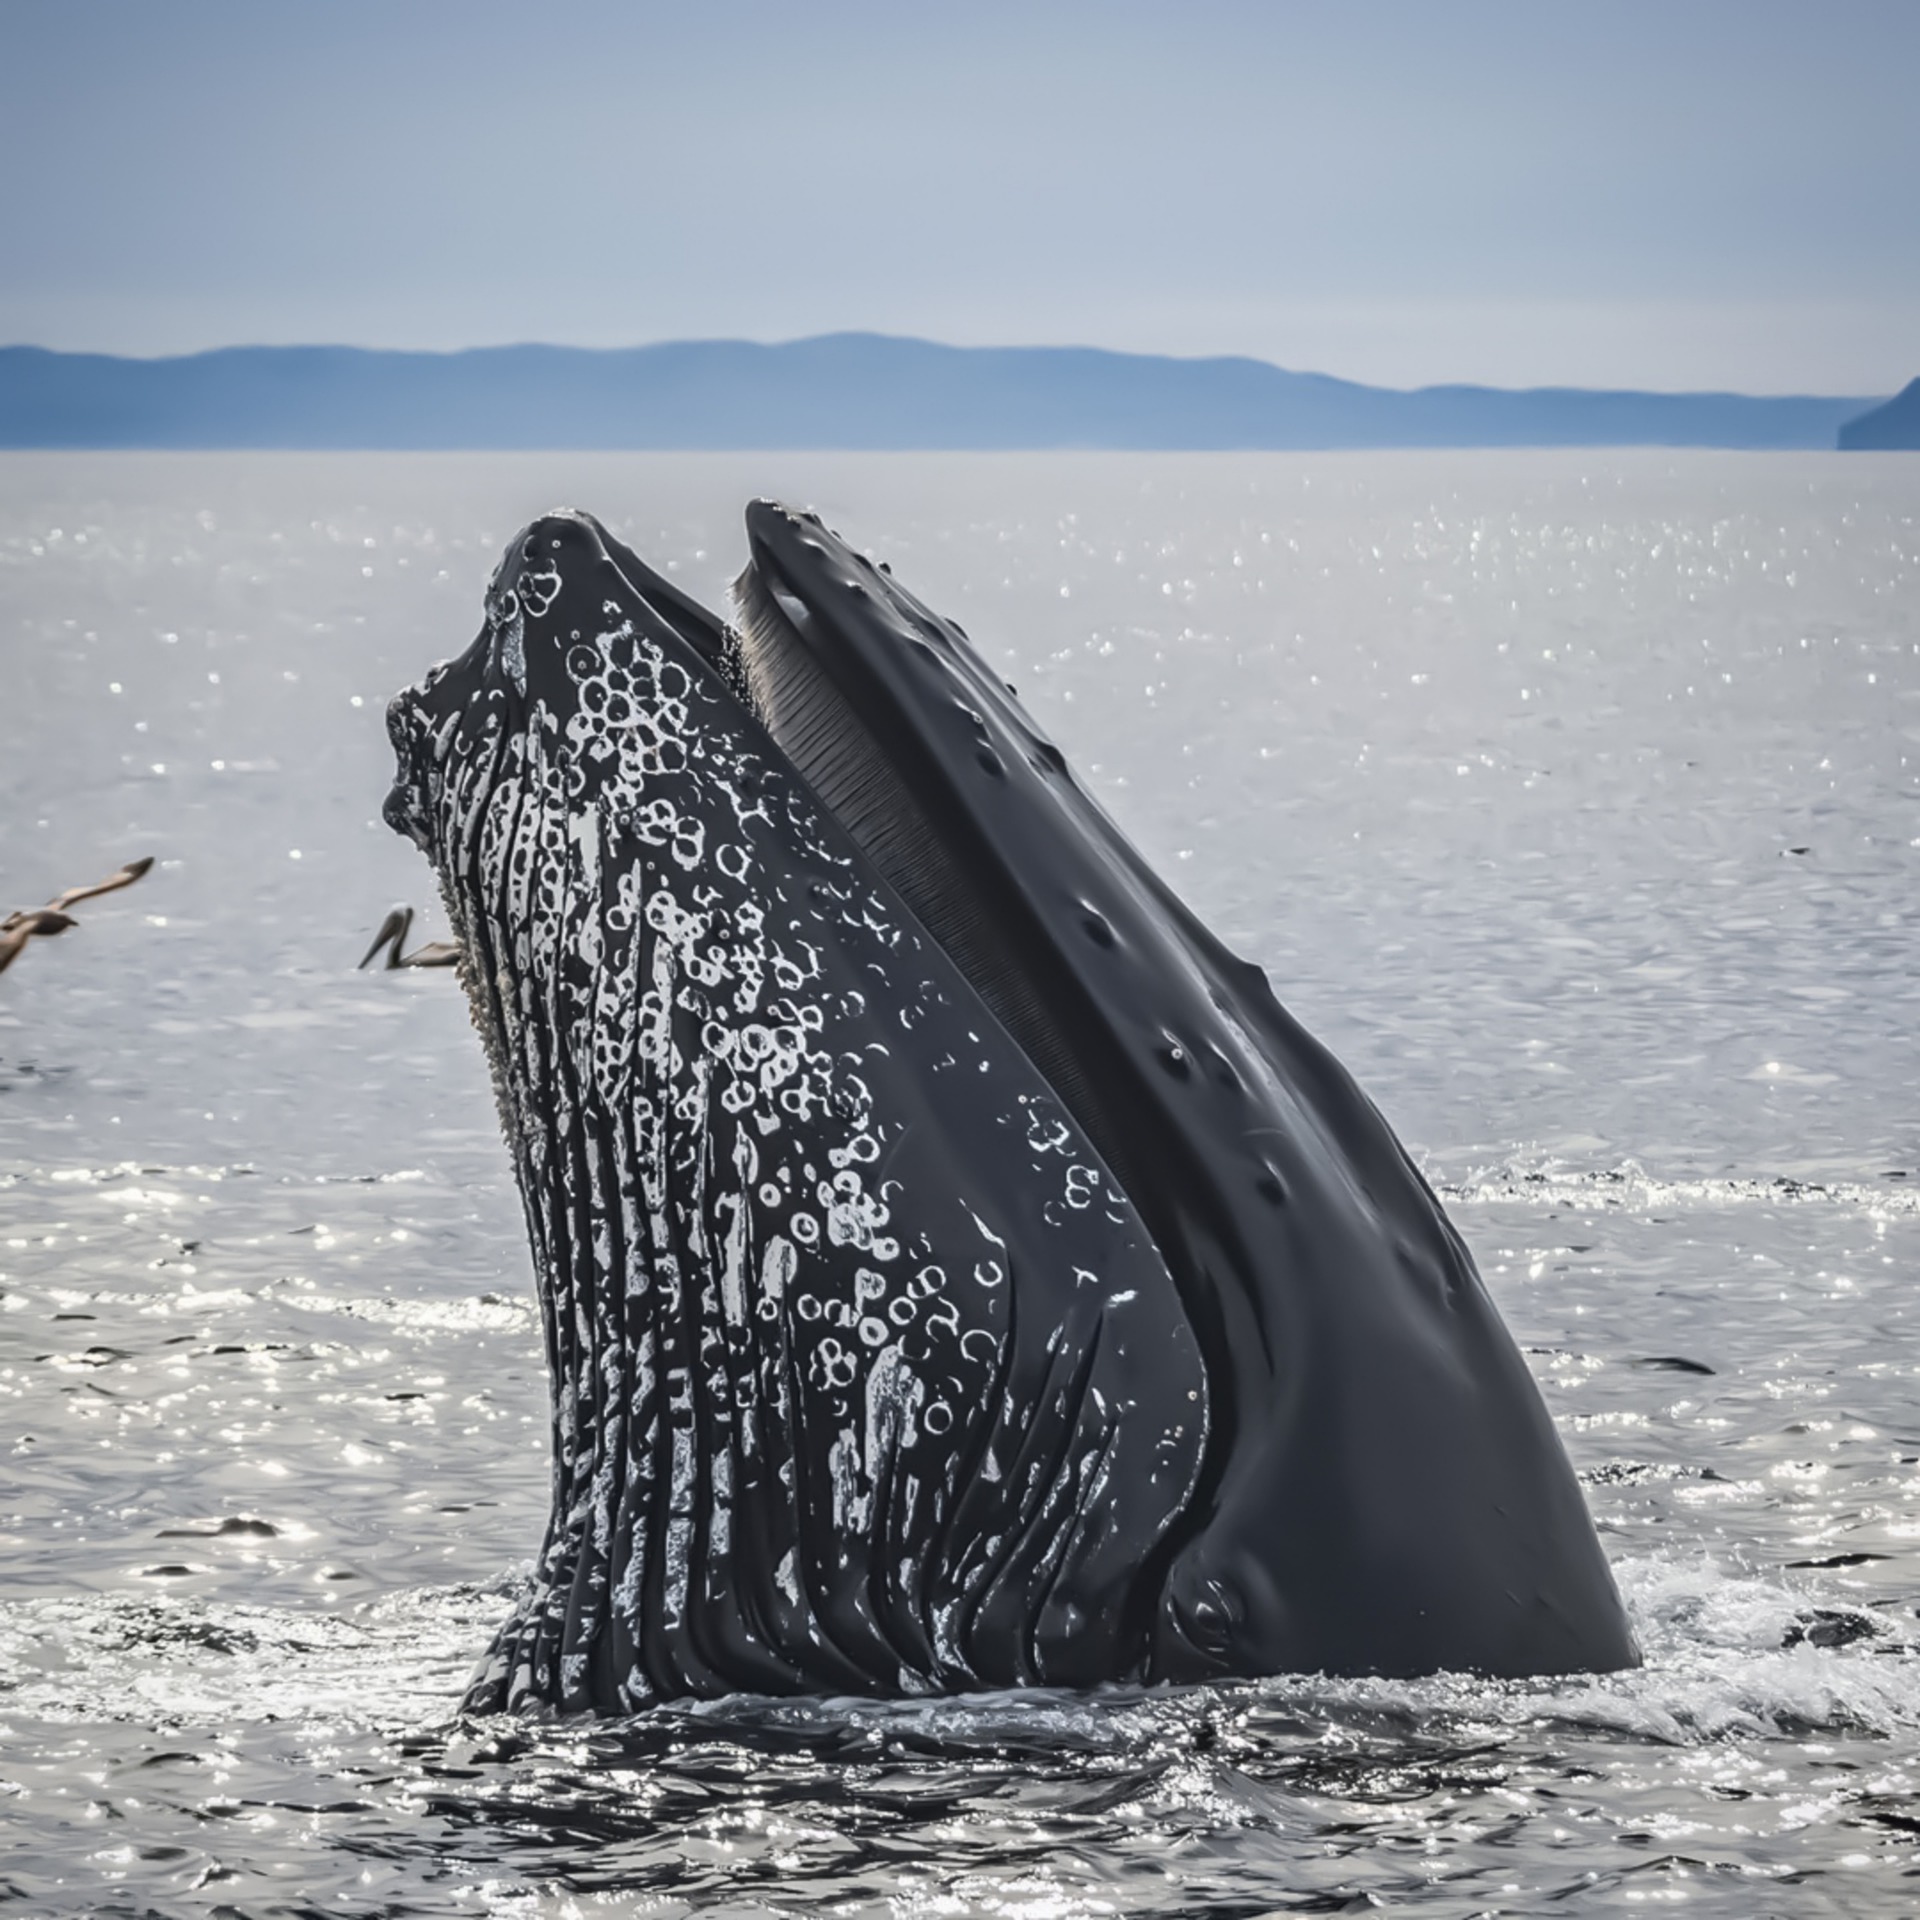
381;502;1637;1709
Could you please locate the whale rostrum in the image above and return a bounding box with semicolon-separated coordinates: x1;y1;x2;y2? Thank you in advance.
381;506;1637;1711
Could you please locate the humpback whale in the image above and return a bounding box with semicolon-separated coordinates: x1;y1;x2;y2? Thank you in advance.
382;507;1635;1713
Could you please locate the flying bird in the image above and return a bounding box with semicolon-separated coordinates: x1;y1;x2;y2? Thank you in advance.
0;856;153;979
3;857;154;931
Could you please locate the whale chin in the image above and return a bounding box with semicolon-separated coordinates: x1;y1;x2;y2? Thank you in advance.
382;504;1637;1712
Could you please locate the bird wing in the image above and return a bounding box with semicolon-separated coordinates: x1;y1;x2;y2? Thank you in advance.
47;857;154;914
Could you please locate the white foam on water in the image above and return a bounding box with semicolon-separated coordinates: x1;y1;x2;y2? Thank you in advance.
1440;1159;1920;1220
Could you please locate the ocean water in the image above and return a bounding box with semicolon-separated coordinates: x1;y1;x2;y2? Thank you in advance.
1;448;1917;1917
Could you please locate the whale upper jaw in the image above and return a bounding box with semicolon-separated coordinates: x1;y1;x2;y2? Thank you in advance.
730;498;1639;1683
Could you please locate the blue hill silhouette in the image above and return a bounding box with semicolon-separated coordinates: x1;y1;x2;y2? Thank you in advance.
0;335;1879;451
1837;379;1920;450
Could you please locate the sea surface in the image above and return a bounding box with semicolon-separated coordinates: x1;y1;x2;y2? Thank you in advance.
1;449;1917;1918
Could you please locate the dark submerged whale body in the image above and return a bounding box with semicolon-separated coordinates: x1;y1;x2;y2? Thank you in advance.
383;507;1636;1712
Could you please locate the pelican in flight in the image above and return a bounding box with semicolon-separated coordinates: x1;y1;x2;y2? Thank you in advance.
0;856;153;979
357;905;461;971
2;856;153;935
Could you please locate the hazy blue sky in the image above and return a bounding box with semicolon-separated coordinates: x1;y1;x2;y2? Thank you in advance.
3;0;1913;392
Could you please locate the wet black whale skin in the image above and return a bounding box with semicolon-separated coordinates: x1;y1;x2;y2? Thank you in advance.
384;506;1637;1709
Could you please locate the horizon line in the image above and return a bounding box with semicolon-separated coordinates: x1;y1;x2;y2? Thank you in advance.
0;334;1889;405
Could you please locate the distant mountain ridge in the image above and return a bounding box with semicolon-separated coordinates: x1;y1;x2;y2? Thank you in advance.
0;335;1890;451
1837;378;1920;450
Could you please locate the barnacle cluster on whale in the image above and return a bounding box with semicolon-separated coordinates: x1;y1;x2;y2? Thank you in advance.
381;504;1637;1713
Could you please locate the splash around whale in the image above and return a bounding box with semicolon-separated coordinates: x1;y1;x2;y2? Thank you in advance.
381;504;1637;1713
